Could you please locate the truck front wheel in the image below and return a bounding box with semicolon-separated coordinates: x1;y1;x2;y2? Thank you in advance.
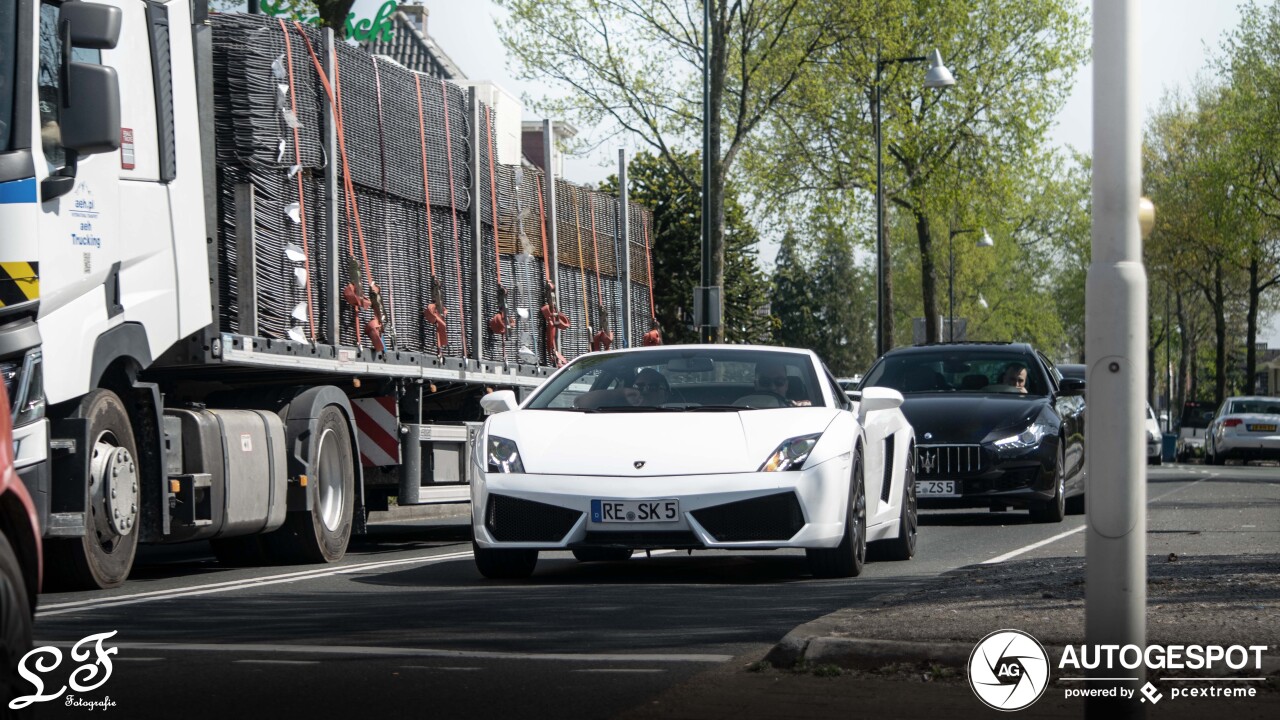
46;390;141;590
264;405;354;564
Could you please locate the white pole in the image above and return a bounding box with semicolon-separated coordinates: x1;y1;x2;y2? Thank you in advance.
1086;1;1147;717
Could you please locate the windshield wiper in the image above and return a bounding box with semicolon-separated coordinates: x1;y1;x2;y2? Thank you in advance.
686;405;748;412
593;405;687;413
536;407;600;413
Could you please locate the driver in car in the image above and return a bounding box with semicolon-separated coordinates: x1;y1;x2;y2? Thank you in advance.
744;362;811;407
989;363;1029;394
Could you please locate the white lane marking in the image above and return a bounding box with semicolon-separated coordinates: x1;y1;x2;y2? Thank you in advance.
982;475;1212;565
572;669;666;674
37;551;475;617
982;525;1085;565
49;641;731;664
233;660;318;666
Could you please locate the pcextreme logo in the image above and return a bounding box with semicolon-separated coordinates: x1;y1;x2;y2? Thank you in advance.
8;630;119;711
968;629;1052;711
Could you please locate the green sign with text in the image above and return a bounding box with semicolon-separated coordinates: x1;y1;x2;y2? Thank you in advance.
260;1;397;43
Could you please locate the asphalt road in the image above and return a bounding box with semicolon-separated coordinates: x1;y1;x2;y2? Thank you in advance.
20;463;1277;719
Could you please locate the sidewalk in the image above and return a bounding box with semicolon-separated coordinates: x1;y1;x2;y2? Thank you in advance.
617;553;1279;720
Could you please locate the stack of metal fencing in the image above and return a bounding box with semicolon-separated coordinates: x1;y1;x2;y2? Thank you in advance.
210;13;654;368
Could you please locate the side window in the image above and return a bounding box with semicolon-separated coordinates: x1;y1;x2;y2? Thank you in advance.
38;0;101;170
1036;351;1061;392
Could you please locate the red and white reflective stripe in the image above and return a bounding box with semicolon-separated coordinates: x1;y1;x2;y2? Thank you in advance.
351;396;400;467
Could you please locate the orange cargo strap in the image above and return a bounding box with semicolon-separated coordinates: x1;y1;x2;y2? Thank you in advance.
642;220;662;346
414;75;448;353
587;195;612;352
485;110;510;341
291;22;375;346
440;80;469;358
277;20;316;342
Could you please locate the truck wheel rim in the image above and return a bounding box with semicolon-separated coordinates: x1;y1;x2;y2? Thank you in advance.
316;428;345;532
90;434;138;543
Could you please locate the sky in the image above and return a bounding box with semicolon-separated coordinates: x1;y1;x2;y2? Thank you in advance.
353;0;1276;344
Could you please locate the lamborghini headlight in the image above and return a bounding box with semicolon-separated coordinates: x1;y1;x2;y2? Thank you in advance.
486;435;526;474
991;422;1052;451
760;433;822;472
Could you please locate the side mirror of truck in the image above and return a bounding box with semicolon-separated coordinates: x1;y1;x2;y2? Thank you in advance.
60;63;120;155
61;1;122;49
59;2;122;155
480;390;519;415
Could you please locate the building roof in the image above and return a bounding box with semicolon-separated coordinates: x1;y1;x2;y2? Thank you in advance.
364;6;466;80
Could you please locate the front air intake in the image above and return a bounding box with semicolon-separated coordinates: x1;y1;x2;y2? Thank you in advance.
485;494;582;542
691;492;805;542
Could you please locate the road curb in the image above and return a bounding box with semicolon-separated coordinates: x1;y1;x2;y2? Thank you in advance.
764;633;972;670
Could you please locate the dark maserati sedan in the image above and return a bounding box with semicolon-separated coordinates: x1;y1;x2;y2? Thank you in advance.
858;343;1086;522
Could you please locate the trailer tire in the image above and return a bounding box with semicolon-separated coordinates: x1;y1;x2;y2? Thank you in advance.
0;532;33;712
264;405;354;564
46;390;140;590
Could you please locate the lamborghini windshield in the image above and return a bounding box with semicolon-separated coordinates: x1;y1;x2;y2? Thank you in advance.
525;348;825;411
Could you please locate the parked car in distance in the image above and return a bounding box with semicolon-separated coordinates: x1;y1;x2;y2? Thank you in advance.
0;380;41;710
1146;403;1162;465
837;375;864;399
472;346;917;580
858;342;1086;522
1057;363;1085;382
1177;401;1216;461
1204;396;1280;465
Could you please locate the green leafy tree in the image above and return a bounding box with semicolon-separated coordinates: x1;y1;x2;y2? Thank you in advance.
745;0;1087;349
770;213;877;375
496;0;857;342
602;151;771;344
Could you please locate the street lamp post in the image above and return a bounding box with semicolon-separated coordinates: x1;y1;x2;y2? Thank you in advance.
947;227;993;342
874;50;955;355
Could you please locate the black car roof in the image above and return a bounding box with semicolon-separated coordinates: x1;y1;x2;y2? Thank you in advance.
882;342;1033;356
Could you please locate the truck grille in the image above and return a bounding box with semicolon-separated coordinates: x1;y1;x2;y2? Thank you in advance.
690;492;805;542
485;494;582;542
916;445;984;477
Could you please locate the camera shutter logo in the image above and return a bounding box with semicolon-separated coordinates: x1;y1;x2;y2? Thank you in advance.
968;629;1050;711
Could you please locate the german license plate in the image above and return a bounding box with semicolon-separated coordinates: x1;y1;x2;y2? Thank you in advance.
916;480;959;497
591;499;679;523
1248;424;1277;432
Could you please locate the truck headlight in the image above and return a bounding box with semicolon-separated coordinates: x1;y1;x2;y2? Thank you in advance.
0;349;44;427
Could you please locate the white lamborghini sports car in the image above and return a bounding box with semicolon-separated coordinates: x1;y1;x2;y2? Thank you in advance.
470;345;917;579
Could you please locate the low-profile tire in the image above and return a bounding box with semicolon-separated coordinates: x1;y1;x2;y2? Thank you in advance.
0;532;33;713
263;405;354;564
45;389;141;590
572;548;633;563
1150;453;1162;466
474;541;538;579
807;449;866;578
1029;446;1066;524
870;443;916;562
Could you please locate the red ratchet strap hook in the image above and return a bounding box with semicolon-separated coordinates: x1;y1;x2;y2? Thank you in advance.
643;317;663;346
541;281;570;367
488;285;512;336
423;275;448;355
342;256;372;343
590;303;612;352
366;281;387;353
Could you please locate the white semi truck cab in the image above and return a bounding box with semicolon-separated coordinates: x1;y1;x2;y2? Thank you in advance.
0;0;656;589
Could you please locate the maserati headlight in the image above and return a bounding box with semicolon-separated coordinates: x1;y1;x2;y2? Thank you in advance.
486;435;526;474
991;422;1052;451
760;433;822;472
